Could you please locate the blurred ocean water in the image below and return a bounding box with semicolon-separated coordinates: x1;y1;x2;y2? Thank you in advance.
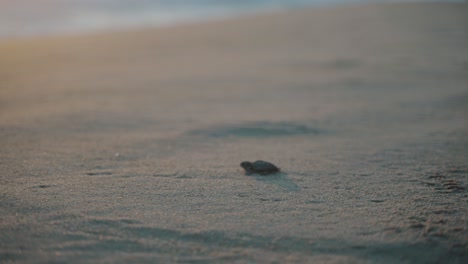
0;0;464;38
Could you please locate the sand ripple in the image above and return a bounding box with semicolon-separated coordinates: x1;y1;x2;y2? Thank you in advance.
188;121;322;138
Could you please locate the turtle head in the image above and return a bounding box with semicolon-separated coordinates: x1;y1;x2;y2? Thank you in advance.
240;161;253;173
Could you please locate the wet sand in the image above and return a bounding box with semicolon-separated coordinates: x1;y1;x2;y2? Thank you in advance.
1;3;467;263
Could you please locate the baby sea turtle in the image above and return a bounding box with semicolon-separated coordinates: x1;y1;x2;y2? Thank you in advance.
240;160;280;175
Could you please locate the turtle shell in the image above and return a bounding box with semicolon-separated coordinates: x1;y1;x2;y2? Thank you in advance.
242;160;279;175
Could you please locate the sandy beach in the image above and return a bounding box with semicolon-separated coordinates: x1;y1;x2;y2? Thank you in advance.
1;2;467;263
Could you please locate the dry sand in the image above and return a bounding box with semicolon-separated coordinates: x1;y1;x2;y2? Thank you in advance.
1;3;467;263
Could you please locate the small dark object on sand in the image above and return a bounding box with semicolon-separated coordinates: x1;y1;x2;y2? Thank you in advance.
240;160;280;175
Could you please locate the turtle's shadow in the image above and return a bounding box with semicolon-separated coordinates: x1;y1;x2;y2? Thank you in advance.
251;172;300;192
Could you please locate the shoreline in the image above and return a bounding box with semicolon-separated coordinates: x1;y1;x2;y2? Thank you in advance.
0;1;465;42
3;1;459;40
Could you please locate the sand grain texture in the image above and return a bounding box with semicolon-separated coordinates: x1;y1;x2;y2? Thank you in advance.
1;3;468;263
